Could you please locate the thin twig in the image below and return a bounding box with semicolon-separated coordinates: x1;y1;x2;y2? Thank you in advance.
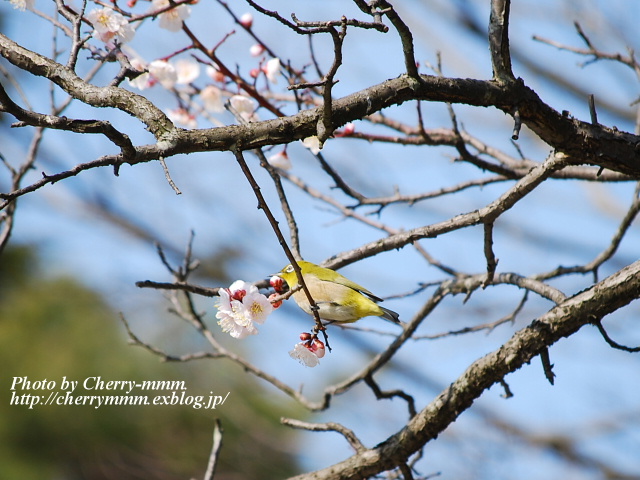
231;147;327;342
588;94;598;125
253;149;301;258
364;375;417;418
203;419;223;480
482;222;498;287
281;418;366;452
160;157;182;195
593;320;640;352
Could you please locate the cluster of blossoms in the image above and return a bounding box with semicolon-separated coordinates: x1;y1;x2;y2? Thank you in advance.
289;333;326;368
87;7;135;43
85;0;191;44
215;280;275;339
271;275;327;367
215;275;325;367
29;3;282;134
9;0;34;11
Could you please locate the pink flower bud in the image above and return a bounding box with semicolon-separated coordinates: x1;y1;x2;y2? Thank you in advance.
206;65;225;83
239;12;253;28
343;123;355;135
249;68;260;79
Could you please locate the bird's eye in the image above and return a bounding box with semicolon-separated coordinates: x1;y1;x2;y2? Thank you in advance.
285;264;294;273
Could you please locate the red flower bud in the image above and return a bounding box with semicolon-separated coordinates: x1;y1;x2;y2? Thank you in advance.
231;289;246;301
299;332;312;341
268;293;282;309
270;275;286;293
310;338;326;358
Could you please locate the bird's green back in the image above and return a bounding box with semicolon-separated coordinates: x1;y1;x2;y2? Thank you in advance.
296;261;382;302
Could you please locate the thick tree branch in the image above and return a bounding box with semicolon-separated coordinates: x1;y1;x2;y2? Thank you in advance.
3;70;638;208
288;259;640;480
0;33;175;140
0;83;135;158
156;74;640;176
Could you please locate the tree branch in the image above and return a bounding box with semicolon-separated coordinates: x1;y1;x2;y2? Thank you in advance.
288;259;640;479
0;33;175;140
489;0;514;82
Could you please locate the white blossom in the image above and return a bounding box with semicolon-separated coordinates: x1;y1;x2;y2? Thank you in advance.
215;280;273;338
250;44;265;57
152;0;191;32
302;136;322;154
175;58;200;85
289;343;320;367
264;57;281;84
148;60;177;89
200;85;224;113
127;57;154;90
9;0;34;11
267;151;292;170
229;95;259;122
87;7;135;44
167;108;197;129
206;65;225;83
239;12;253;28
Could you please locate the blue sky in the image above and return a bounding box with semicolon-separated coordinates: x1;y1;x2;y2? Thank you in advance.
1;0;639;477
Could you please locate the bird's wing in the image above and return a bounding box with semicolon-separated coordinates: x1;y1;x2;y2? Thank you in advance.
316;269;383;303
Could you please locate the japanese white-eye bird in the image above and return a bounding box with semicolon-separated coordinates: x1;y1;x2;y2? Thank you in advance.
276;260;402;325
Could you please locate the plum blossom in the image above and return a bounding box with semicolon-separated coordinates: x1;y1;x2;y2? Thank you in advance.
200;85;224;113
148;60;177;89
270;275;287;294
289;343;320;367
268;293;283;309
206;65;225;83
268;275;287;308
267;150;292;170
215;280;273;339
127;57;154;90
127;58;184;91
229;95;259;122
264;57;281;84
87;7;135;43
167;108;197;128
175;58;200;85
152;0;191;32
302;136;322;154
289;333;326;367
9;0;34;10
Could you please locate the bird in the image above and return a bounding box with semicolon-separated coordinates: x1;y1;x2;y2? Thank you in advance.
275;260;402;325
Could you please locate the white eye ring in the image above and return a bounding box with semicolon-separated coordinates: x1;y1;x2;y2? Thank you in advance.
285;264;294;273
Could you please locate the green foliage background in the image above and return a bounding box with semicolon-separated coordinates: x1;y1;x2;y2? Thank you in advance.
0;246;301;479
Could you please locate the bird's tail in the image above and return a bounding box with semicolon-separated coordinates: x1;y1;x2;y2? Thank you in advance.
380;306;403;325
